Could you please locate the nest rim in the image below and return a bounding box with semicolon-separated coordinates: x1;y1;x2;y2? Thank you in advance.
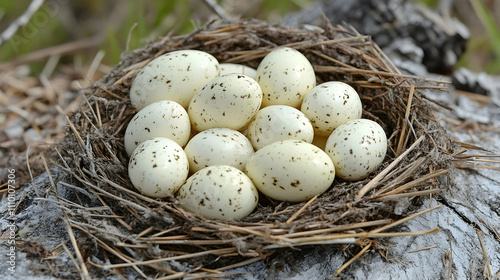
53;18;458;278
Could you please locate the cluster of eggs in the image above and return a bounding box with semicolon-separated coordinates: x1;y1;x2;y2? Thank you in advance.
125;48;387;221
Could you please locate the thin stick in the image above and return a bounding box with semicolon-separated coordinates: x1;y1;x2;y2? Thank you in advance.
0;0;45;45
384;169;449;196
60;241;82;276
0;36;102;71
286;195;318;223
136;226;154;238
407;245;438;253
58;197;91;279
281;219;392;238
72;224;149;278
203;0;232;21
373;157;427;196
56;105;85;150
396;84;415;156
476;229;492;278
150;226;182;237
356;135;425;199
314;65;449;85
334;241;373;275
271;228;439;247
373;189;441;201
99;248;237;269
370;205;441;233
217;255;269;271
125;22;138;54
454;164;500;171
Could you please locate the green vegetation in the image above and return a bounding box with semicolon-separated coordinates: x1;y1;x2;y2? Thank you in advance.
0;0;315;69
1;0;499;74
465;0;500;73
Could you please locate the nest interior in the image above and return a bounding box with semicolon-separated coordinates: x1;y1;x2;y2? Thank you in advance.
54;19;457;277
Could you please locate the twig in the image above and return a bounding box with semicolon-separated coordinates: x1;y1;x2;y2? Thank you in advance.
370;205;441;233
407;244;438;253
60;242;83;275
0;0;45;46
0;36;102;71
286;194;318;223
396;84;415;156
43;156;91;279
203;0;232;21
98;248;237;269
125;22;138;54
356;135;426;199
476;229;492;279
335;240;373;275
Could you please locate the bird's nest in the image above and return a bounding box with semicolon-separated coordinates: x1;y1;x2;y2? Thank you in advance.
53;19;460;278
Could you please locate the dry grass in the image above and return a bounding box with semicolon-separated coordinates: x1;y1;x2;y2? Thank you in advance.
49;19;468;278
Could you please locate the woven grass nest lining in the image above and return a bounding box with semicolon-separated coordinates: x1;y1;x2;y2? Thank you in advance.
56;19;456;275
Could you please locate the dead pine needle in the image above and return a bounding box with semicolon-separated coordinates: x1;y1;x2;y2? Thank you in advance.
357;135;426;199
335;240;373;275
286;194;318;223
476;229;493;279
407;244;439;253
396;84;415;156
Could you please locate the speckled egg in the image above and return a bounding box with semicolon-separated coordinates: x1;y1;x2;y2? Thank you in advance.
256;47;316;108
247;105;314;150
301;81;362;136
184;128;254;173
130;50;220;110
128;138;189;198
219;63;257;79
325;119;387;181
124;100;191;156
176;165;259;221
245;140;335;202
188;74;262;132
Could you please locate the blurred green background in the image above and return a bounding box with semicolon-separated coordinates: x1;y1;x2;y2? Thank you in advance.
0;0;499;74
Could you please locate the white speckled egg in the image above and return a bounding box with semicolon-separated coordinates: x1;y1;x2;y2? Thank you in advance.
245;140;335;202
130;50;220;110
124;100;191;156
188;74;262;132
176;165;259;221
184;128;254;173
301;81;362;136
219;63;257;79
128;138;189;198
247;105;314;150
325;119;387;181
256;47;316;108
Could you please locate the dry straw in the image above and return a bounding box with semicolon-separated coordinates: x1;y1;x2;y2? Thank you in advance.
53;19;466;278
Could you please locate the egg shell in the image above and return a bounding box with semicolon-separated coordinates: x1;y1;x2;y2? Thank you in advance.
219;63;257;79
247;105;314;150
130;50;220;110
128;138;189;198
124;100;191;156
301;81;363;136
176;165;259;221
325;119;387;181
312;134;329;150
256;47;316;108
188;74;262;131
184;128;254;173
245;140;335;202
